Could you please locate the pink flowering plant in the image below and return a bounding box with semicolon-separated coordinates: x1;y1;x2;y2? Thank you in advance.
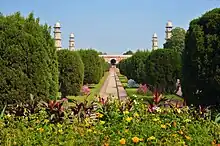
137;84;148;95
80;85;90;95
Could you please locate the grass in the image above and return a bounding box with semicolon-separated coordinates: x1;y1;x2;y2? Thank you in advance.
67;72;109;103
118;73;183;102
125;87;183;101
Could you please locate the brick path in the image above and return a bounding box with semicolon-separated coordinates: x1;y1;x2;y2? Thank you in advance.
99;67;127;101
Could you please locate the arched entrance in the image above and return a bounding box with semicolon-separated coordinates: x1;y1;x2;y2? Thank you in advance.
110;58;116;65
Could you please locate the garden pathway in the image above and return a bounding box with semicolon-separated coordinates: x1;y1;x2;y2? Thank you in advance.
99;67;127;101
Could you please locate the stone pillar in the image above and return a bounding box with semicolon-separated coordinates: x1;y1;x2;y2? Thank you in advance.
69;33;75;51
165;21;173;42
53;22;62;50
152;33;158;50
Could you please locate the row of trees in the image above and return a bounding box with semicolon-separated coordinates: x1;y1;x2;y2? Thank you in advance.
118;49;181;93
119;8;220;106
0;12;109;107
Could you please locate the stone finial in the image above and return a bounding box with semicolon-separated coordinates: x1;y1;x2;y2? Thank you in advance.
69;33;75;51
54;22;62;50
165;20;173;41
152;33;158;50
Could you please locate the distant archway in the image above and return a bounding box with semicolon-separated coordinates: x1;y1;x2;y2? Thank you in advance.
110;59;116;65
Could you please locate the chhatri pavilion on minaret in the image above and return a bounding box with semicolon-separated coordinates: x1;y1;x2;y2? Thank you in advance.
53;22;75;51
151;20;173;50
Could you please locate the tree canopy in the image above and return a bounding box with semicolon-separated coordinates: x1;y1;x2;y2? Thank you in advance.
0;12;58;106
123;50;133;55
182;8;220;106
164;27;186;54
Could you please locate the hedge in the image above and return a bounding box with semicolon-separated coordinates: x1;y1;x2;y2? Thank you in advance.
0;12;58;107
182;8;220;106
57;50;84;97
78;49;103;84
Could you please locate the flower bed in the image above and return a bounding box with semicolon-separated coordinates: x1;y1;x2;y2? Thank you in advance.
0;98;220;145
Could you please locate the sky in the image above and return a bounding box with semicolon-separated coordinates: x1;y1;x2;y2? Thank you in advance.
1;0;220;54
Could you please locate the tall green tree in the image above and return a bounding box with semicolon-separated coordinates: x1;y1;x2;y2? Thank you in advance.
78;49;103;84
57;50;84;97
182;8;220;106
0;12;58;106
164;27;186;53
145;49;181;93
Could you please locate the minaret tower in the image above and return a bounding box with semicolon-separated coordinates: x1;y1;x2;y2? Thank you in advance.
152;33;158;50
165;20;173;42
69;33;75;51
53;22;62;50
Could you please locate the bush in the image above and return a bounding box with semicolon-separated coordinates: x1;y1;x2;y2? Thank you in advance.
118;51;149;83
127;79;139;88
78;49;103;84
57;50;84;97
0;12;58;107
182;8;220;106
145;49;181;93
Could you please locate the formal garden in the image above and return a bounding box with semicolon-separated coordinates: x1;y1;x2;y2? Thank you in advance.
1;8;220;146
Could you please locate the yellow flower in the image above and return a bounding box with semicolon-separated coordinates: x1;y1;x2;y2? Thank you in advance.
93;131;97;134
87;129;92;132
172;134;178;137
97;113;104;118
57;123;62;128
38;127;44;133
139;138;144;142
156;108;162;113
178;130;184;135
125;129;129;133
211;139;216;145
103;143;109;146
126;117;133;122
176;108;181;114
134;112;139;117
44;119;49;123
147;136;156;141
119;138;126;145
100;121;105;125
132;136;140;143
166;123;171;127
185;135;192;141
161;124;166;129
58;129;63;134
152;118;159;122
123;110;129;115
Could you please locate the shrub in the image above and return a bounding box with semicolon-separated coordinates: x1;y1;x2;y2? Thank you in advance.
0;12;58;107
127;79;139;88
78;49;102;84
137;84;148;95
57;50;84;97
145;49;181;93
118;50;149;83
182;8;220;106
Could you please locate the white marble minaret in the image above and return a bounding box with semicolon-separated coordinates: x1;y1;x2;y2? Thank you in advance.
152;33;158;50
165;21;173;42
69;33;75;51
54;22;62;50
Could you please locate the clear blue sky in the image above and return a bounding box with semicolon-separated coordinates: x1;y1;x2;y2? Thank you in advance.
1;0;219;54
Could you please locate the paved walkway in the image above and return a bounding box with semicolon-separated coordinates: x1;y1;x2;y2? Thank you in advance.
99;67;127;101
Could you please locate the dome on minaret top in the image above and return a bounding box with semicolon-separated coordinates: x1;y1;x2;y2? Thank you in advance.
54;22;61;28
153;33;157;38
70;33;74;38
166;21;173;27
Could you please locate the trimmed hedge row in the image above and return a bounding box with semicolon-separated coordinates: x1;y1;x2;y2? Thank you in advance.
118;49;181;94
0;12;109;107
57;50;84;97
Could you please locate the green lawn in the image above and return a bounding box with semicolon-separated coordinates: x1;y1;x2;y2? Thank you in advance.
64;72;109;103
125;87;183;101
